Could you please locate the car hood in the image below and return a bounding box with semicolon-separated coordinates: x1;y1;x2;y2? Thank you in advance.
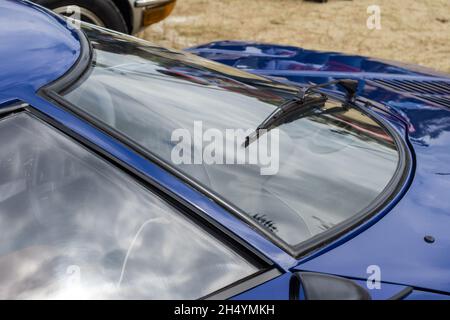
189;41;450;293
296;78;450;294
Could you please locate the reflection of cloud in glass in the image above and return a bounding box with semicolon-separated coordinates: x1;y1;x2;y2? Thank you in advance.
0;113;257;299
63;26;400;247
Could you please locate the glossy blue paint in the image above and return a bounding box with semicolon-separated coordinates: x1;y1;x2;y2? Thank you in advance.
296;83;450;293
187;41;448;78
349;280;410;300
232;273;414;300
231;273;292;300
189;41;450;294
405;290;450;300
0;0;80;93
2;1;450;298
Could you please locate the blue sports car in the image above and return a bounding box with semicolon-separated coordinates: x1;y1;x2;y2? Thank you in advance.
0;0;449;300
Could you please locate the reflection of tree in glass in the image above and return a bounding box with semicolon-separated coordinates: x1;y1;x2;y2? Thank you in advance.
309;111;396;150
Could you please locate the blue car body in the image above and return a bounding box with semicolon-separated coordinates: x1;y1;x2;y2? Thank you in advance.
187;42;450;297
1;0;450;299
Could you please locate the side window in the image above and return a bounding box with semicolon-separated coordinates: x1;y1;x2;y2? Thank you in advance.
0;112;259;299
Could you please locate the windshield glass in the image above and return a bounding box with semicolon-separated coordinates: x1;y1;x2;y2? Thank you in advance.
60;26;400;248
0;112;259;299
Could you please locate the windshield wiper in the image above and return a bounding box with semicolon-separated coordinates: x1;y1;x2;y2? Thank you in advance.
243;79;358;148
244;94;327;147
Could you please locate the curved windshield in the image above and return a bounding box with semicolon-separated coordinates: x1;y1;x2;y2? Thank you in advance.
60;26;401;248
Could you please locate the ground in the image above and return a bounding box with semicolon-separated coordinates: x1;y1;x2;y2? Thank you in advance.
140;0;450;73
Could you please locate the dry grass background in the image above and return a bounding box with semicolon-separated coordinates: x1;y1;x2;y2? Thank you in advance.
140;0;450;73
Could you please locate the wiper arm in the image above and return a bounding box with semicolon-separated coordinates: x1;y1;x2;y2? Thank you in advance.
300;79;359;102
244;94;327;147
244;79;359;148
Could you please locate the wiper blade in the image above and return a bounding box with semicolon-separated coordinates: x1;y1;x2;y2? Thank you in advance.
244;79;358;148
244;94;327;147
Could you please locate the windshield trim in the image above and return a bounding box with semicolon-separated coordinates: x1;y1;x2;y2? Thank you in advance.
41;24;93;94
39;27;412;259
